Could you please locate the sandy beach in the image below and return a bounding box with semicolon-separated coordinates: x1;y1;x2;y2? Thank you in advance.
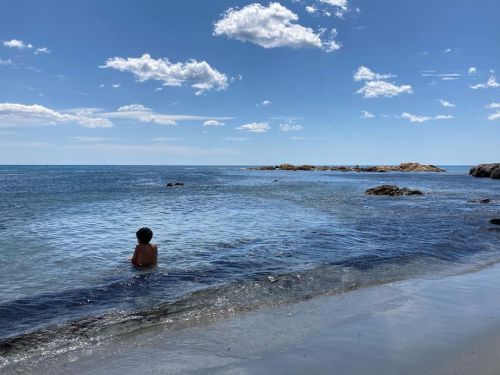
6;261;497;374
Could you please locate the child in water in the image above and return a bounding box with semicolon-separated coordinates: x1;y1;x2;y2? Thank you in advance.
131;227;158;267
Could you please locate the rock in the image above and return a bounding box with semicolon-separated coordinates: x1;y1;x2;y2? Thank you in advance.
491;168;500;179
469;163;500;178
480;199;492;204
489;219;500;225
166;182;184;187
251;162;445;173
365;185;424;196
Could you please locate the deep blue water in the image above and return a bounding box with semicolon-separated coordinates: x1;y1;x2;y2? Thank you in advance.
0;165;499;365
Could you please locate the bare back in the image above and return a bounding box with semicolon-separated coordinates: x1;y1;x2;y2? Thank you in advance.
131;243;158;267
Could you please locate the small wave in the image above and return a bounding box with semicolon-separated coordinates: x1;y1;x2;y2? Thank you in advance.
0;253;484;370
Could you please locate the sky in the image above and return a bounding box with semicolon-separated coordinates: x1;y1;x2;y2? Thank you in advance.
0;0;499;165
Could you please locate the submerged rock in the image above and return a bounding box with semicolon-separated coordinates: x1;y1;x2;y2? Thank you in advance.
490;219;500;225
365;185;424;196
469;163;500;179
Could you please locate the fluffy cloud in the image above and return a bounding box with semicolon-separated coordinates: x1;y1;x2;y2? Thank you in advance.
353;66;395;81
3;39;32;49
0;103;112;128
203;120;225;126
488;112;500;121
362;110;375;118
468;67;477;75
318;0;349;17
401;112;453;123
438;99;456;108
319;0;348;10
357;80;412;98
354;66;411;98
470;75;500;90
257;100;272;107
34;47;50;54
101;54;229;95
0;58;12;66
237;122;270;132
485;103;500;120
279;123;303;131
305;5;317;14
213;3;340;52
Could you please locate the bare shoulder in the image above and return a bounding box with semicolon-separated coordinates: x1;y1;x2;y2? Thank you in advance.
152;244;158;251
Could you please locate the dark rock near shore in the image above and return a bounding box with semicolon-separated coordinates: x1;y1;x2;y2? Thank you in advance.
365;185;424;196
489;219;500;225
469;163;500;179
251;162;445;173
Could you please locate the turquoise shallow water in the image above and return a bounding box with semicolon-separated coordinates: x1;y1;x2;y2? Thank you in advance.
0;165;499;365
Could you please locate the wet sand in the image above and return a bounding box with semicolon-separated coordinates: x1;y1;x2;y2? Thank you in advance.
10;263;500;374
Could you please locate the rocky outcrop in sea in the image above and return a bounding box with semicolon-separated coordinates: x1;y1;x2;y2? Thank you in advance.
365;185;424;196
469;164;500;179
252;162;445;173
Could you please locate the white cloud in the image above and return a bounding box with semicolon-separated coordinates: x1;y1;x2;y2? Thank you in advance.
0;58;13;66
237;122;270;132
438;99;456;108
104;106;232;126
355;67;392;80
117;104;151;112
486;103;500;109
318;0;348;10
305;5;317;14
353;66;395;81
361;110;375;118
3;39;32;49
213;3;341;52
354;66;411;98
357;80;412;98
111;83;121;88
487;112;500;121
257;100;272;107
401;112;453;123
421;72;461;81
203;120;225;126
290;136;308;140
34;47;50;54
0;103;113;128
468;67;477;75
101;53;229;95
470;75;500;90
443;48;452;53
279;123;303;131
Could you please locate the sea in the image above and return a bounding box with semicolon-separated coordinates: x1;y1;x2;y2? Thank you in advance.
0;165;499;370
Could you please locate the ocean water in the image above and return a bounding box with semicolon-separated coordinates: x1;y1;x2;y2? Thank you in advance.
1;165;499;369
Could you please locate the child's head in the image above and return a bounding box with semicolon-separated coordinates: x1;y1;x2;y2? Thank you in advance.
136;227;153;244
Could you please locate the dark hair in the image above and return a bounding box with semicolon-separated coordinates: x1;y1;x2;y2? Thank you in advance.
136;227;153;244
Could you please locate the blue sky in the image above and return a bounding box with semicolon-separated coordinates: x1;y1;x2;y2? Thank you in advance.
0;0;498;165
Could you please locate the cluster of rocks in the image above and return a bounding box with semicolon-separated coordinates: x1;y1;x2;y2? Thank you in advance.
469;163;500;179
166;182;184;187
253;162;445;173
365;185;424;196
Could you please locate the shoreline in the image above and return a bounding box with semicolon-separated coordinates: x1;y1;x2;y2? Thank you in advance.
9;262;500;374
